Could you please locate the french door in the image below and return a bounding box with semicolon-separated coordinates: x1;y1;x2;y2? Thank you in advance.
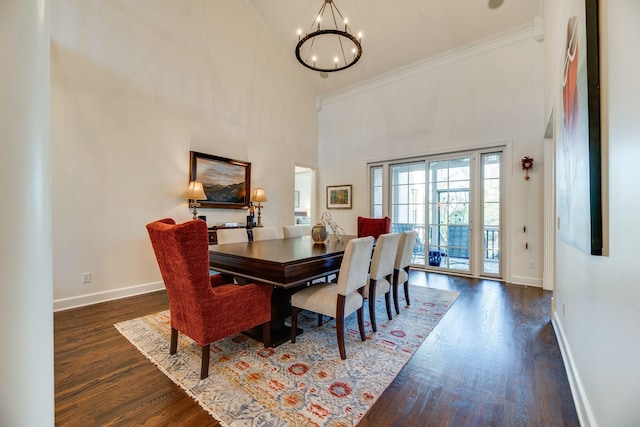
379;150;502;278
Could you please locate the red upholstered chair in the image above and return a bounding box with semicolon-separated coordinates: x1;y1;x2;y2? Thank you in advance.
146;218;272;379
357;216;391;239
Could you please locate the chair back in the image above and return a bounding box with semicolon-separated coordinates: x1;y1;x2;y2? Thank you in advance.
216;228;249;244
146;219;212;330
283;225;303;238
357;216;391;239
370;233;401;280
336;236;375;296
252;226;279;241
395;230;418;270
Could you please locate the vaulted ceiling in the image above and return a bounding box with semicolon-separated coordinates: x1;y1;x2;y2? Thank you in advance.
247;0;541;96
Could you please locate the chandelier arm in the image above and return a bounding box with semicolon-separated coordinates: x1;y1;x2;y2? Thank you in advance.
305;34;319;64
309;1;328;33
328;1;348;66
337;33;347;66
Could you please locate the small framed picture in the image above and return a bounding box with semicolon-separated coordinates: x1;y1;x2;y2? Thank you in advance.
326;185;352;209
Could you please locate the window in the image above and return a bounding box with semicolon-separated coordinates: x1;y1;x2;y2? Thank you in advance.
369;148;503;278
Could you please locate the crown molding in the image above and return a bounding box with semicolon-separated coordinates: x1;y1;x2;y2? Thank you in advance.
320;20;537;106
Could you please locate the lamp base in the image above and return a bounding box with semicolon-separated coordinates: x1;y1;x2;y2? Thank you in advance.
190;200;201;220
256;205;263;227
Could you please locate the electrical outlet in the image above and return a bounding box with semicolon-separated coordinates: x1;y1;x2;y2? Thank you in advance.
82;272;92;283
529;260;536;270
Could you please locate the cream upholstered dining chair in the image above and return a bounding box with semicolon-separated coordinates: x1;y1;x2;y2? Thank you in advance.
252;226;279;241
283;225;303;238
364;232;400;332
392;230;418;314
216;228;249;244
290;236;374;360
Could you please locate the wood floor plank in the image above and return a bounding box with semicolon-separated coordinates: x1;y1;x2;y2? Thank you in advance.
55;272;578;426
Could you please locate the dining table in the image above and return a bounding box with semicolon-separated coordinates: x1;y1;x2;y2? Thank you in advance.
209;234;357;346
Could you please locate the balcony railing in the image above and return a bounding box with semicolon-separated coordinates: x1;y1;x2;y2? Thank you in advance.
391;223;500;268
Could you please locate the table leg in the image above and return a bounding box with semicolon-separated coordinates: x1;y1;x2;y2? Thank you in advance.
243;286;303;347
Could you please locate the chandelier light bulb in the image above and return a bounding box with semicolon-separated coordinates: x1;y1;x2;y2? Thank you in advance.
357;31;363;39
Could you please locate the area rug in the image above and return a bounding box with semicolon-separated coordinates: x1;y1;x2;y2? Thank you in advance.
115;285;458;427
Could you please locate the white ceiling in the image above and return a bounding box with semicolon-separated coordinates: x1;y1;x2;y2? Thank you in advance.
247;0;541;96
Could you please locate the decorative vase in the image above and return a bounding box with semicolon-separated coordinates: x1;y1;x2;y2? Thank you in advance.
311;223;328;243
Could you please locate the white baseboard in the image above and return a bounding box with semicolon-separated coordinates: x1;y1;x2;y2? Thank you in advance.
509;275;543;287
552;312;596;427
53;281;165;312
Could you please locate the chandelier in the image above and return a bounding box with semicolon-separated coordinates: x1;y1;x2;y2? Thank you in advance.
295;0;363;73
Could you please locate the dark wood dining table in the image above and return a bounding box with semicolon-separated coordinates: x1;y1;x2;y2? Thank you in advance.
209;234;357;346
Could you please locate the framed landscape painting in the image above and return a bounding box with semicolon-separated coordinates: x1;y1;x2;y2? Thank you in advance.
556;0;603;255
326;185;352;209
189;151;251;209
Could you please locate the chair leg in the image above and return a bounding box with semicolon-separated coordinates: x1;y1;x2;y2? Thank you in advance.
368;278;377;333
357;307;366;341
318;313;323;326
200;344;210;379
291;307;299;343
262;321;271;348
392;270;400;315
404;281;411;307
385;291;393;321
357;287;366;341
336;295;346;360
404;266;411;306
170;327;178;354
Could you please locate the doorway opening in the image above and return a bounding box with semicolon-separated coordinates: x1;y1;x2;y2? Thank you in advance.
294;166;313;234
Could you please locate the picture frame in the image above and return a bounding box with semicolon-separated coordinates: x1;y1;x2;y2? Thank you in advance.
189;151;251;209
326;185;352;209
556;0;603;255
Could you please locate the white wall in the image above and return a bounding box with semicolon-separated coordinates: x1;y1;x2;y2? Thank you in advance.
318;25;546;286
544;0;640;425
51;0;318;309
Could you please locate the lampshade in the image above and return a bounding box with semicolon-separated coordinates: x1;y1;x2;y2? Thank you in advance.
184;181;207;200
251;187;268;203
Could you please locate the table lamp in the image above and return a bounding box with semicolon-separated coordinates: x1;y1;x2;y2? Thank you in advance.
251;187;267;227
184;181;207;220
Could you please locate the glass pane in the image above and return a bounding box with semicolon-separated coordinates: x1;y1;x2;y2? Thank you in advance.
391;185;401;204
372;166;383;186
484;163;500;179
373;205;383;218
428;157;471;273
449;180;469;190
373;187;383;204
394;204;409;224
393;165;409;185
484;179;500;202
484;203;500;226
435;168;449;182
482;152;501;276
391;161;426;267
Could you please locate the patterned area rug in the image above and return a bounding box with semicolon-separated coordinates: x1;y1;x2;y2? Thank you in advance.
115;285;458;426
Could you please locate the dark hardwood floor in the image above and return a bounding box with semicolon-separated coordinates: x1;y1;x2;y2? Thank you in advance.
55;272;579;426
